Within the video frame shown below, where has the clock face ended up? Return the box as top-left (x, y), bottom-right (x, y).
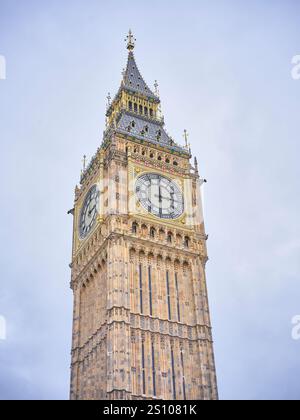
top-left (135, 173), bottom-right (184, 220)
top-left (79, 185), bottom-right (100, 239)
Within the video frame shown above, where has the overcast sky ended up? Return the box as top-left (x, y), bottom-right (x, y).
top-left (0, 0), bottom-right (300, 400)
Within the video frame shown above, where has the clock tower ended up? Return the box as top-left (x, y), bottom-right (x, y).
top-left (69, 31), bottom-right (218, 400)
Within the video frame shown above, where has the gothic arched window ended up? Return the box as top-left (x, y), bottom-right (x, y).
top-left (132, 222), bottom-right (138, 234)
top-left (184, 236), bottom-right (190, 248)
top-left (167, 232), bottom-right (173, 244)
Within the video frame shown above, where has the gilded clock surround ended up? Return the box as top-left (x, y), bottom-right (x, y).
top-left (69, 32), bottom-right (218, 401)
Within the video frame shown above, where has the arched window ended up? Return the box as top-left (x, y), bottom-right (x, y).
top-left (128, 101), bottom-right (133, 111)
top-left (134, 103), bottom-right (138, 112)
top-left (184, 236), bottom-right (190, 248)
top-left (159, 229), bottom-right (165, 241)
top-left (132, 222), bottom-right (138, 234)
top-left (167, 232), bottom-right (173, 244)
top-left (176, 234), bottom-right (182, 246)
top-left (173, 160), bottom-right (178, 166)
top-left (166, 157), bottom-right (170, 164)
top-left (150, 227), bottom-right (156, 238)
top-left (141, 224), bottom-right (148, 237)
top-left (139, 105), bottom-right (143, 114)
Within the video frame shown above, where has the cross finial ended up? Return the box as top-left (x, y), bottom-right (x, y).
top-left (82, 154), bottom-right (87, 171)
top-left (125, 29), bottom-right (136, 51)
top-left (183, 129), bottom-right (189, 148)
top-left (154, 80), bottom-right (160, 96)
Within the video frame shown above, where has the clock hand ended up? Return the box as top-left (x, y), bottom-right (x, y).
top-left (158, 184), bottom-right (163, 215)
top-left (158, 185), bottom-right (162, 202)
top-left (88, 204), bottom-right (96, 216)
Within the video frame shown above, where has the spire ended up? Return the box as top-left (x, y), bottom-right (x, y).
top-left (103, 32), bottom-right (190, 156)
top-left (121, 30), bottom-right (159, 101)
top-left (122, 50), bottom-right (158, 100)
top-left (125, 29), bottom-right (136, 51)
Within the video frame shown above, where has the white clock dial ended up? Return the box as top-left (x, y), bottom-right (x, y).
top-left (135, 173), bottom-right (184, 219)
top-left (79, 185), bottom-right (100, 239)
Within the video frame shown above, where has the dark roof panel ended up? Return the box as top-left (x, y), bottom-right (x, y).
top-left (116, 113), bottom-right (187, 154)
top-left (123, 52), bottom-right (158, 100)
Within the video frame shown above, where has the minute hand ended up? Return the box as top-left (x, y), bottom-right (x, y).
top-left (88, 204), bottom-right (96, 216)
top-left (158, 185), bottom-right (162, 215)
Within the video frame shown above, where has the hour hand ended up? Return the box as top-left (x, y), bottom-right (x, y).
top-left (88, 203), bottom-right (96, 215)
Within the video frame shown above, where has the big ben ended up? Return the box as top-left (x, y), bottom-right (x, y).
top-left (69, 31), bottom-right (218, 400)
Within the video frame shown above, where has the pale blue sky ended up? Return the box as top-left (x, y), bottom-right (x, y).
top-left (0, 0), bottom-right (300, 400)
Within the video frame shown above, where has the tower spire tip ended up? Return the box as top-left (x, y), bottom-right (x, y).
top-left (125, 29), bottom-right (136, 51)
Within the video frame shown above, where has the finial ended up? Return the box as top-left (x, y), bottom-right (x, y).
top-left (82, 154), bottom-right (87, 171)
top-left (194, 157), bottom-right (198, 173)
top-left (157, 103), bottom-right (164, 122)
top-left (121, 69), bottom-right (125, 86)
top-left (183, 129), bottom-right (189, 148)
top-left (154, 80), bottom-right (160, 96)
top-left (106, 92), bottom-right (111, 109)
top-left (125, 29), bottom-right (136, 51)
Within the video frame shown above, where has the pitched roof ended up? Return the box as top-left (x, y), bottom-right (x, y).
top-left (103, 35), bottom-right (189, 155)
top-left (122, 52), bottom-right (159, 101)
top-left (115, 112), bottom-right (188, 154)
